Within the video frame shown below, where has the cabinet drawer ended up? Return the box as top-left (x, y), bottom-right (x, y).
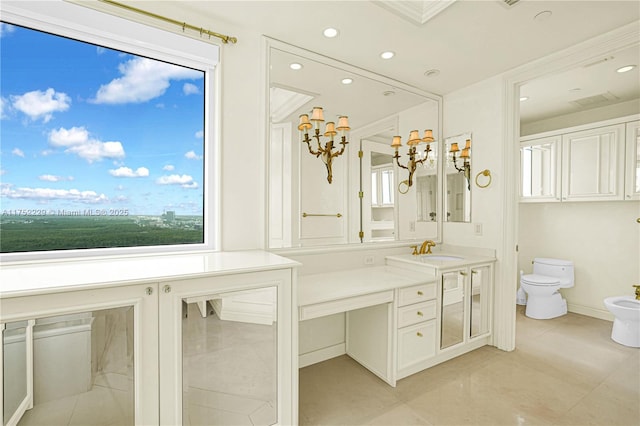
top-left (397, 300), bottom-right (436, 328)
top-left (397, 283), bottom-right (436, 306)
top-left (397, 320), bottom-right (436, 371)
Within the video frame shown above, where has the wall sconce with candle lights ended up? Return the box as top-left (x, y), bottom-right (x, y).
top-left (298, 107), bottom-right (350, 184)
top-left (391, 129), bottom-right (435, 193)
top-left (450, 138), bottom-right (472, 190)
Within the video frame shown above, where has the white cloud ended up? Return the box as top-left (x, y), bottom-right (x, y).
top-left (48, 126), bottom-right (125, 163)
top-left (195, 130), bottom-right (204, 139)
top-left (0, 23), bottom-right (16, 37)
top-left (38, 174), bottom-right (72, 182)
top-left (1, 185), bottom-right (109, 204)
top-left (0, 97), bottom-right (7, 119)
top-left (109, 166), bottom-right (150, 178)
top-left (92, 57), bottom-right (202, 104)
top-left (11, 88), bottom-right (71, 122)
top-left (163, 165), bottom-right (175, 171)
top-left (156, 174), bottom-right (199, 189)
top-left (11, 148), bottom-right (25, 157)
top-left (183, 83), bottom-right (200, 95)
top-left (185, 150), bottom-right (203, 160)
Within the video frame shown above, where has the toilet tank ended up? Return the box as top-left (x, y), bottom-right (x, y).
top-left (533, 258), bottom-right (574, 287)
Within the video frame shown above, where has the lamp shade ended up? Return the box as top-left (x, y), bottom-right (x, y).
top-left (450, 142), bottom-right (460, 153)
top-left (464, 139), bottom-right (472, 150)
top-left (461, 147), bottom-right (470, 158)
top-left (310, 106), bottom-right (325, 122)
top-left (422, 129), bottom-right (434, 143)
top-left (408, 130), bottom-right (421, 146)
top-left (324, 121), bottom-right (337, 136)
top-left (391, 136), bottom-right (402, 148)
top-left (336, 115), bottom-right (350, 131)
top-left (298, 114), bottom-right (312, 131)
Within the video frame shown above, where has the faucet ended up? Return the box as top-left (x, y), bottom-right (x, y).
top-left (634, 285), bottom-right (640, 300)
top-left (419, 240), bottom-right (436, 255)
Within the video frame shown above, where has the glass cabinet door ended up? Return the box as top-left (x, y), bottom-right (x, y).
top-left (1, 283), bottom-right (159, 426)
top-left (520, 136), bottom-right (561, 202)
top-left (2, 308), bottom-right (136, 426)
top-left (159, 269), bottom-right (293, 426)
top-left (181, 288), bottom-right (278, 426)
top-left (625, 120), bottom-right (640, 200)
top-left (440, 270), bottom-right (465, 349)
top-left (469, 265), bottom-right (492, 339)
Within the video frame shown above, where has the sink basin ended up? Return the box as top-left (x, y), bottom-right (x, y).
top-left (421, 255), bottom-right (463, 261)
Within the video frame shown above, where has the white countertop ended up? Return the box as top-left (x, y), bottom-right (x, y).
top-left (385, 252), bottom-right (496, 271)
top-left (298, 266), bottom-right (435, 307)
top-left (0, 251), bottom-right (299, 298)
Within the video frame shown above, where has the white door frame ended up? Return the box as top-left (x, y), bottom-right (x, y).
top-left (497, 21), bottom-right (640, 351)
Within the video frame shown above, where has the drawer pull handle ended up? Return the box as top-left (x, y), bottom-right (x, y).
top-left (417, 311), bottom-right (423, 316)
top-left (416, 332), bottom-right (423, 337)
top-left (417, 291), bottom-right (423, 296)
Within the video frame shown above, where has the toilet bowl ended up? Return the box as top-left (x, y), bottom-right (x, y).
top-left (604, 296), bottom-right (640, 348)
top-left (520, 258), bottom-right (574, 319)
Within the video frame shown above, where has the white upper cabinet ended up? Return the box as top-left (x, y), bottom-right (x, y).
top-left (625, 120), bottom-right (640, 200)
top-left (520, 135), bottom-right (561, 202)
top-left (520, 116), bottom-right (639, 203)
top-left (561, 124), bottom-right (625, 201)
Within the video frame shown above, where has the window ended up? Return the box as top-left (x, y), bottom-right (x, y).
top-left (0, 2), bottom-right (219, 259)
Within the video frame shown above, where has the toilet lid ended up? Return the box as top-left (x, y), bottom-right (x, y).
top-left (522, 274), bottom-right (560, 286)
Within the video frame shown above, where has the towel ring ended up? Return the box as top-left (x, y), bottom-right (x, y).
top-left (398, 180), bottom-right (410, 194)
top-left (475, 169), bottom-right (492, 188)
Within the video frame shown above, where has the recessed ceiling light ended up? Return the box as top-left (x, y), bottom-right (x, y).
top-left (424, 69), bottom-right (440, 78)
top-left (289, 63), bottom-right (303, 70)
top-left (520, 96), bottom-right (529, 102)
top-left (534, 10), bottom-right (552, 22)
top-left (380, 51), bottom-right (395, 60)
top-left (323, 27), bottom-right (339, 38)
top-left (616, 65), bottom-right (636, 73)
top-left (341, 78), bottom-right (353, 85)
top-left (383, 90), bottom-right (396, 97)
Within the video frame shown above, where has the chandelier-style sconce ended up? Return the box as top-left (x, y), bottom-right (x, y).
top-left (391, 129), bottom-right (435, 191)
top-left (298, 107), bottom-right (350, 184)
top-left (450, 138), bottom-right (472, 189)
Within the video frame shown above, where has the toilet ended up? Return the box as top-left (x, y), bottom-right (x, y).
top-left (520, 258), bottom-right (574, 319)
top-left (604, 296), bottom-right (640, 347)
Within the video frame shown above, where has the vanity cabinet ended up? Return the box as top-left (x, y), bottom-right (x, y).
top-left (0, 252), bottom-right (298, 426)
top-left (385, 253), bottom-right (494, 379)
top-left (520, 115), bottom-right (638, 203)
top-left (395, 283), bottom-right (437, 379)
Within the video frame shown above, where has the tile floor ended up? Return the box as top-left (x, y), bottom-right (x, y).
top-left (299, 306), bottom-right (640, 425)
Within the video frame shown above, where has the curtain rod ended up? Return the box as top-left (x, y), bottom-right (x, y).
top-left (98, 0), bottom-right (237, 44)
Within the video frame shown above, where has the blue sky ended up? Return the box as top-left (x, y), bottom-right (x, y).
top-left (0, 22), bottom-right (205, 216)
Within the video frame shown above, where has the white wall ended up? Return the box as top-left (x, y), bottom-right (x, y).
top-left (518, 201), bottom-right (639, 319)
top-left (442, 76), bottom-right (505, 251)
top-left (521, 99), bottom-right (640, 137)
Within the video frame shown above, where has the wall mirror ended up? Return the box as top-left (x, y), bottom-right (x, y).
top-left (444, 133), bottom-right (472, 222)
top-left (267, 40), bottom-right (442, 248)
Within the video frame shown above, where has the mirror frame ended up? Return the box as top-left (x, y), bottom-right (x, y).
top-left (263, 37), bottom-right (444, 251)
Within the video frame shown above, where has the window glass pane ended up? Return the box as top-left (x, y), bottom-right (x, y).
top-left (0, 22), bottom-right (206, 254)
top-left (381, 169), bottom-right (393, 205)
top-left (371, 172), bottom-right (378, 205)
